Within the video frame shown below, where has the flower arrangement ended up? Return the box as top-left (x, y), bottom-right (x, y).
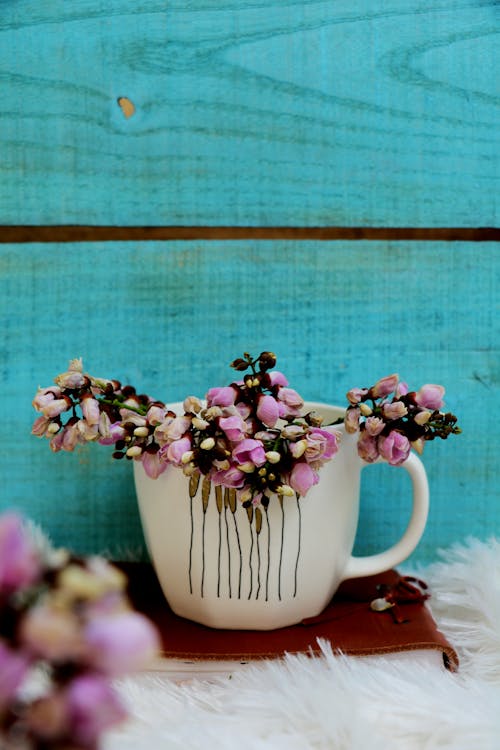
top-left (0, 512), bottom-right (159, 749)
top-left (32, 352), bottom-right (460, 507)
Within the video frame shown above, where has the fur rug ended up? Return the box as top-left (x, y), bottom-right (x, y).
top-left (105, 538), bottom-right (500, 750)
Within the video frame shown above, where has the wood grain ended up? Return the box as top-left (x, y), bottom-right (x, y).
top-left (1, 0), bottom-right (498, 227)
top-left (1, 240), bottom-right (498, 560)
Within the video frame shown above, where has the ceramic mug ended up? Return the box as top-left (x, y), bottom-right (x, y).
top-left (134, 402), bottom-right (429, 630)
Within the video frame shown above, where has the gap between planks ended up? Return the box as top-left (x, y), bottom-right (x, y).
top-left (0, 226), bottom-right (498, 243)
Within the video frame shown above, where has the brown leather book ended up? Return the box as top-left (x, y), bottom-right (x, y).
top-left (120, 563), bottom-right (458, 673)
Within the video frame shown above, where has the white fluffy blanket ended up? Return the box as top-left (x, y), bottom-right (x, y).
top-left (107, 539), bottom-right (500, 750)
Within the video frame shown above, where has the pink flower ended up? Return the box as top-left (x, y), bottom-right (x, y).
top-left (49, 430), bottom-right (65, 452)
top-left (77, 419), bottom-right (99, 441)
top-left (219, 414), bottom-right (248, 442)
top-left (32, 386), bottom-right (62, 411)
top-left (0, 514), bottom-right (40, 594)
top-left (65, 674), bottom-right (127, 745)
top-left (98, 420), bottom-right (126, 446)
top-left (81, 395), bottom-right (100, 426)
top-left (268, 371), bottom-right (289, 387)
top-left (289, 462), bottom-right (319, 496)
top-left (395, 381), bottom-right (409, 398)
top-left (371, 374), bottom-right (399, 398)
top-left (31, 415), bottom-right (53, 437)
top-left (281, 424), bottom-right (305, 440)
top-left (364, 416), bottom-right (385, 436)
top-left (206, 386), bottom-right (237, 407)
top-left (141, 451), bottom-right (168, 479)
top-left (155, 416), bottom-right (191, 443)
top-left (303, 428), bottom-right (339, 465)
top-left (61, 422), bottom-right (82, 451)
top-left (146, 404), bottom-right (168, 425)
top-left (382, 401), bottom-right (408, 420)
top-left (344, 408), bottom-right (360, 433)
top-left (357, 432), bottom-right (380, 463)
top-left (42, 396), bottom-right (72, 419)
top-left (183, 396), bottom-right (203, 413)
top-left (256, 394), bottom-right (280, 427)
top-left (232, 439), bottom-right (266, 467)
top-left (20, 605), bottom-right (84, 662)
top-left (415, 384), bottom-right (445, 410)
top-left (118, 408), bottom-right (147, 428)
top-left (164, 436), bottom-right (192, 466)
top-left (0, 641), bottom-right (30, 707)
top-left (54, 358), bottom-right (87, 389)
top-left (346, 387), bottom-right (368, 405)
top-left (235, 402), bottom-right (252, 420)
top-left (84, 612), bottom-right (159, 676)
top-left (25, 693), bottom-right (68, 741)
top-left (210, 465), bottom-right (245, 488)
top-left (277, 388), bottom-right (304, 416)
top-left (378, 431), bottom-right (411, 466)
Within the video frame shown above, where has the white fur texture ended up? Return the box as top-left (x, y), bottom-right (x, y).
top-left (106, 538), bottom-right (500, 750)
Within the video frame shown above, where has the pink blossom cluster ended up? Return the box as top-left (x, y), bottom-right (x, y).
top-left (345, 374), bottom-right (460, 466)
top-left (32, 354), bottom-right (460, 501)
top-left (0, 512), bottom-right (159, 749)
top-left (32, 353), bottom-right (340, 505)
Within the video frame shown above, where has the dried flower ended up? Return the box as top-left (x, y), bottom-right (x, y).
top-left (346, 373), bottom-right (460, 465)
top-left (0, 512), bottom-right (160, 749)
top-left (0, 513), bottom-right (41, 594)
top-left (32, 354), bottom-right (460, 507)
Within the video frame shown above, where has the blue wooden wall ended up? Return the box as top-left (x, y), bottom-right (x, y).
top-left (1, 1), bottom-right (498, 563)
top-left (1, 0), bottom-right (498, 226)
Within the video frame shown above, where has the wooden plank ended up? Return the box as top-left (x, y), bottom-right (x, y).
top-left (0, 1), bottom-right (498, 227)
top-left (1, 241), bottom-right (498, 562)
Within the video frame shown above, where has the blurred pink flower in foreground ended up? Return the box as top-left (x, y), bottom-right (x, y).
top-left (0, 513), bottom-right (40, 594)
top-left (0, 512), bottom-right (160, 749)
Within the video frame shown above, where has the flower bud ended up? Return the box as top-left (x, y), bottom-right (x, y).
top-left (414, 410), bottom-right (432, 425)
top-left (371, 374), bottom-right (399, 398)
top-left (258, 352), bottom-right (277, 371)
top-left (126, 446), bottom-right (142, 457)
top-left (277, 485), bottom-right (295, 497)
top-left (344, 408), bottom-right (360, 434)
top-left (181, 450), bottom-right (194, 464)
top-left (231, 357), bottom-right (250, 371)
top-left (183, 396), bottom-right (203, 413)
top-left (200, 437), bottom-right (215, 450)
top-left (359, 403), bottom-right (372, 416)
top-left (265, 451), bottom-right (281, 464)
top-left (192, 417), bottom-right (209, 430)
top-left (415, 384), bottom-right (445, 410)
top-left (133, 426), bottom-right (149, 437)
top-left (290, 439), bottom-right (307, 458)
top-left (411, 438), bottom-right (425, 454)
top-left (382, 401), bottom-right (408, 420)
top-left (346, 388), bottom-right (368, 405)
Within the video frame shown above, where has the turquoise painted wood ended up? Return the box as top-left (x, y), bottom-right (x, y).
top-left (1, 241), bottom-right (498, 562)
top-left (0, 0), bottom-right (498, 227)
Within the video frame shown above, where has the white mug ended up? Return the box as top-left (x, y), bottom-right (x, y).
top-left (134, 402), bottom-right (429, 630)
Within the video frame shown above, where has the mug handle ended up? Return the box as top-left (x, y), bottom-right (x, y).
top-left (342, 452), bottom-right (429, 580)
